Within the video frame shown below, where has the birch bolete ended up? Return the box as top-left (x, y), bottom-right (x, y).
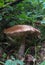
top-left (3, 25), bottom-right (40, 57)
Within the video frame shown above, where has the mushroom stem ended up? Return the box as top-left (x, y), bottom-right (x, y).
top-left (18, 42), bottom-right (25, 56)
top-left (18, 37), bottom-right (25, 56)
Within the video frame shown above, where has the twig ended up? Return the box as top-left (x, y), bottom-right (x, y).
top-left (7, 36), bottom-right (15, 43)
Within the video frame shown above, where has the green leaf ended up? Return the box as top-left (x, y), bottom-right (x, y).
top-left (0, 2), bottom-right (4, 7)
top-left (0, 61), bottom-right (4, 65)
top-left (9, 21), bottom-right (16, 26)
top-left (41, 20), bottom-right (45, 24)
top-left (16, 60), bottom-right (24, 65)
top-left (0, 15), bottom-right (2, 21)
top-left (19, 13), bottom-right (28, 20)
top-left (41, 17), bottom-right (45, 24)
top-left (5, 59), bottom-right (24, 65)
top-left (2, 53), bottom-right (7, 58)
top-left (39, 61), bottom-right (45, 65)
top-left (43, 2), bottom-right (45, 9)
top-left (5, 0), bottom-right (15, 2)
top-left (0, 0), bottom-right (4, 7)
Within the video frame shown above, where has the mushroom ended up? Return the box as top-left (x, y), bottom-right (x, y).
top-left (3, 25), bottom-right (40, 57)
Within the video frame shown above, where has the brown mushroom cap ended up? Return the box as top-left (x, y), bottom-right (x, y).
top-left (3, 25), bottom-right (40, 36)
